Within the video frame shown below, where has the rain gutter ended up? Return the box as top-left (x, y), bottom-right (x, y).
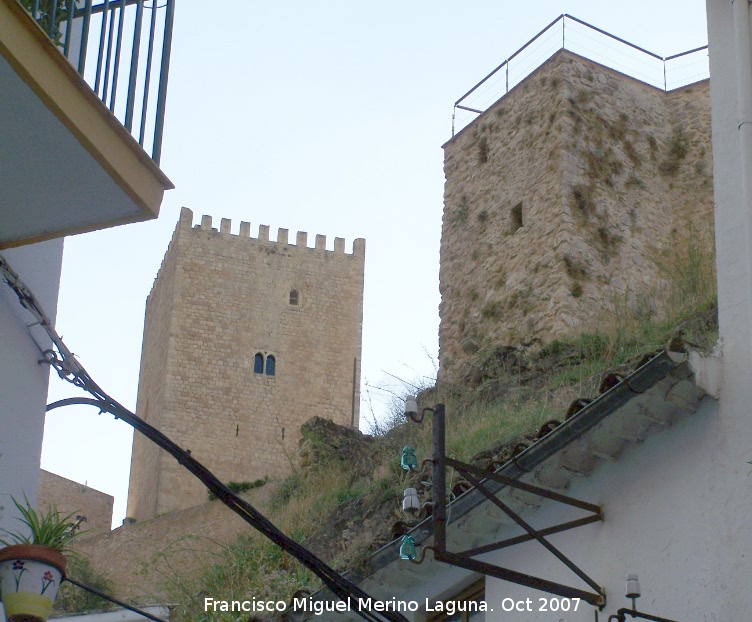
top-left (365, 351), bottom-right (679, 573)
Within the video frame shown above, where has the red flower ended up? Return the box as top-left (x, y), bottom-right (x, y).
top-left (43, 571), bottom-right (54, 581)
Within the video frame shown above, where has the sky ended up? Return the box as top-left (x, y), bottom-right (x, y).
top-left (39, 0), bottom-right (709, 527)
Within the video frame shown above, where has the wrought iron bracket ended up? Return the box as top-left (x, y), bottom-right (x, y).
top-left (608, 608), bottom-right (679, 622)
top-left (411, 403), bottom-right (606, 608)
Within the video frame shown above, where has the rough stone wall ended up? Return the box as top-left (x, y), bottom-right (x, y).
top-left (37, 470), bottom-right (113, 533)
top-left (126, 208), bottom-right (365, 521)
top-left (74, 488), bottom-right (271, 604)
top-left (126, 219), bottom-right (181, 521)
top-left (439, 50), bottom-right (713, 381)
top-left (76, 417), bottom-right (371, 604)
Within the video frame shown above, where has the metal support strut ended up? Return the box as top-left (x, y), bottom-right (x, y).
top-left (408, 403), bottom-right (606, 608)
top-left (608, 609), bottom-right (678, 622)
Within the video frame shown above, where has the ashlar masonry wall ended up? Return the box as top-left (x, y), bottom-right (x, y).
top-left (37, 470), bottom-right (113, 533)
top-left (127, 208), bottom-right (365, 520)
top-left (439, 50), bottom-right (713, 382)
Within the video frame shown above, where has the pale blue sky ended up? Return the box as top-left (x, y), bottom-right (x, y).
top-left (41, 0), bottom-right (709, 526)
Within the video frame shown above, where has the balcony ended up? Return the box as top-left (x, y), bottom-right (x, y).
top-left (0, 0), bottom-right (175, 249)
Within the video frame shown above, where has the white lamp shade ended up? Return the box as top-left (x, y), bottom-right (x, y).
top-left (626, 574), bottom-right (641, 598)
top-left (403, 488), bottom-right (420, 512)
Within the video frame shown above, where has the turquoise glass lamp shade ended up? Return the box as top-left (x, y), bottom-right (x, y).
top-left (399, 535), bottom-right (417, 560)
top-left (401, 446), bottom-right (418, 471)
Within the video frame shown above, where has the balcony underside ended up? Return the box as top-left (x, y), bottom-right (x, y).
top-left (0, 0), bottom-right (173, 249)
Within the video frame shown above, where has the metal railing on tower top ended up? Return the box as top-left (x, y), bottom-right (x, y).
top-left (19, 0), bottom-right (175, 165)
top-left (452, 14), bottom-right (709, 137)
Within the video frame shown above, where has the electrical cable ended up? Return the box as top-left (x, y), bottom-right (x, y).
top-left (1, 252), bottom-right (408, 622)
top-left (64, 577), bottom-right (167, 622)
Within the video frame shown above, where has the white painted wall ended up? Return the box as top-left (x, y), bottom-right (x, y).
top-left (50, 605), bottom-right (170, 622)
top-left (480, 397), bottom-right (736, 620)
top-left (0, 240), bottom-right (64, 531)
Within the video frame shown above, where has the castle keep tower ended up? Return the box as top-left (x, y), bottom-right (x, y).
top-left (440, 50), bottom-right (713, 382)
top-left (127, 208), bottom-right (365, 520)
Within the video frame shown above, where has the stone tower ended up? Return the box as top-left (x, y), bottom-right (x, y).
top-left (126, 208), bottom-right (365, 520)
top-left (439, 50), bottom-right (713, 382)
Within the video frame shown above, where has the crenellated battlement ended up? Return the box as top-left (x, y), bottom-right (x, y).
top-left (178, 207), bottom-right (365, 257)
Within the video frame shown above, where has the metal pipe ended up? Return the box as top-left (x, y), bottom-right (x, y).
top-left (63, 0), bottom-right (75, 57)
top-left (49, 0), bottom-right (57, 38)
top-left (663, 60), bottom-right (667, 91)
top-left (459, 468), bottom-right (604, 596)
top-left (94, 0), bottom-right (110, 95)
top-left (455, 104), bottom-right (483, 114)
top-left (77, 0), bottom-right (92, 74)
top-left (562, 14), bottom-right (565, 49)
top-left (447, 457), bottom-right (601, 512)
top-left (507, 14), bottom-right (564, 63)
top-left (452, 11), bottom-right (669, 127)
top-left (432, 403), bottom-right (446, 551)
top-left (614, 608), bottom-right (678, 622)
top-left (138, 0), bottom-right (158, 145)
top-left (152, 0), bottom-right (175, 164)
top-left (351, 357), bottom-right (357, 427)
top-left (109, 1), bottom-right (126, 110)
top-left (563, 14), bottom-right (663, 60)
top-left (454, 14), bottom-right (563, 107)
top-left (101, 8), bottom-right (116, 103)
top-left (665, 44), bottom-right (708, 61)
top-left (732, 0), bottom-right (752, 357)
top-left (454, 508), bottom-right (602, 557)
top-left (436, 550), bottom-right (604, 606)
top-left (124, 0), bottom-right (144, 130)
top-left (89, 0), bottom-right (138, 14)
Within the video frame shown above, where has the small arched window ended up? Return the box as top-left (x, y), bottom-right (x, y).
top-left (254, 353), bottom-right (264, 374)
top-left (289, 289), bottom-right (299, 305)
top-left (265, 355), bottom-right (276, 377)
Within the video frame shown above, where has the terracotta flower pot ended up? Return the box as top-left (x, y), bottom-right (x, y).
top-left (0, 544), bottom-right (67, 622)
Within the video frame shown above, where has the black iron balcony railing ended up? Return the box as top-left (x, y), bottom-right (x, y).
top-left (21, 0), bottom-right (174, 165)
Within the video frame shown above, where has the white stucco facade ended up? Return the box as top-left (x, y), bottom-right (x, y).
top-left (0, 240), bottom-right (63, 532)
top-left (50, 606), bottom-right (170, 622)
top-left (476, 396), bottom-right (733, 620)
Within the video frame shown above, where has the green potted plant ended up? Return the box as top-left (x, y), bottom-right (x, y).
top-left (0, 498), bottom-right (80, 622)
top-left (19, 0), bottom-right (71, 45)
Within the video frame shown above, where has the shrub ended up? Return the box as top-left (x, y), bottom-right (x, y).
top-left (207, 478), bottom-right (268, 501)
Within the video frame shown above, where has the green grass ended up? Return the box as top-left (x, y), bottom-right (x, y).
top-left (53, 556), bottom-right (116, 615)
top-left (160, 219), bottom-right (718, 617)
top-left (163, 295), bottom-right (718, 617)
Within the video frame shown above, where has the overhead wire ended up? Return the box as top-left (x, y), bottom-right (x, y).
top-left (64, 577), bottom-right (167, 622)
top-left (0, 252), bottom-right (408, 622)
